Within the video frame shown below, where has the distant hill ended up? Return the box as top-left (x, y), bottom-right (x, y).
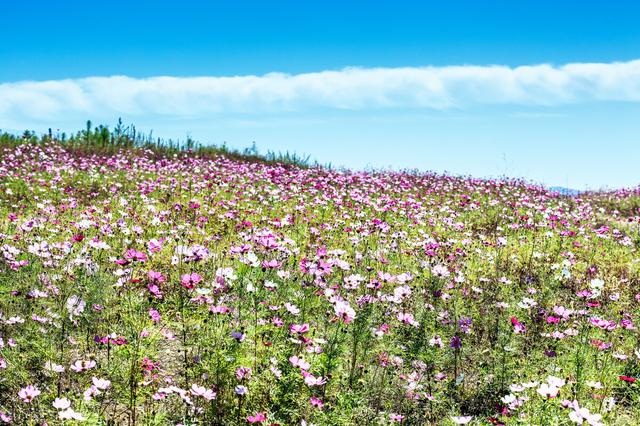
top-left (549, 186), bottom-right (582, 196)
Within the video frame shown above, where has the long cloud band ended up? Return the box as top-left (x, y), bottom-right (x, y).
top-left (1, 60), bottom-right (640, 120)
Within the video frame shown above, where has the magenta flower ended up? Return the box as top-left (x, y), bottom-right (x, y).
top-left (147, 283), bottom-right (164, 298)
top-left (450, 336), bottom-right (462, 349)
top-left (181, 272), bottom-right (202, 289)
top-left (149, 308), bottom-right (161, 322)
top-left (247, 412), bottom-right (267, 423)
top-left (148, 270), bottom-right (166, 283)
top-left (124, 249), bottom-right (147, 262)
top-left (310, 396), bottom-right (324, 409)
top-left (511, 316), bottom-right (526, 334)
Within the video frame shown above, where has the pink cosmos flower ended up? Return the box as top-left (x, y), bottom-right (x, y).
top-left (620, 319), bottom-right (635, 330)
top-left (590, 339), bottom-right (612, 350)
top-left (147, 239), bottom-right (163, 253)
top-left (70, 359), bottom-right (97, 373)
top-left (18, 385), bottom-right (41, 403)
top-left (289, 355), bottom-right (311, 371)
top-left (590, 318), bottom-right (617, 331)
top-left (261, 259), bottom-right (281, 269)
top-left (303, 373), bottom-right (327, 387)
top-left (210, 305), bottom-right (230, 314)
top-left (568, 401), bottom-right (603, 425)
top-left (576, 290), bottom-right (592, 298)
top-left (92, 377), bottom-right (111, 390)
top-left (236, 366), bottom-right (252, 380)
top-left (152, 392), bottom-right (167, 401)
top-left (289, 323), bottom-right (310, 334)
top-left (190, 384), bottom-right (217, 400)
top-left (141, 357), bottom-right (158, 371)
top-left (84, 385), bottom-right (100, 401)
top-left (397, 312), bottom-right (419, 327)
top-left (334, 300), bottom-right (356, 324)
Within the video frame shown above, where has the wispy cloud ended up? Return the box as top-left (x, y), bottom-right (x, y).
top-left (1, 60), bottom-right (640, 124)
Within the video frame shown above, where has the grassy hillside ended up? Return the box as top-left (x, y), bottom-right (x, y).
top-left (0, 127), bottom-right (639, 425)
top-left (0, 120), bottom-right (317, 168)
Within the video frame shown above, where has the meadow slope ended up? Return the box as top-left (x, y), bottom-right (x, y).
top-left (1, 138), bottom-right (640, 425)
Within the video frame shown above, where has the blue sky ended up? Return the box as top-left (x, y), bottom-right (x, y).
top-left (2, 1), bottom-right (640, 189)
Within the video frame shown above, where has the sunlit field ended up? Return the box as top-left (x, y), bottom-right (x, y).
top-left (1, 128), bottom-right (640, 425)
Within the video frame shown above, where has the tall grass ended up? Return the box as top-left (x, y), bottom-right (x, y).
top-left (0, 119), bottom-right (319, 168)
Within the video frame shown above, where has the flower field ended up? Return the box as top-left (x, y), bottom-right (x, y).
top-left (1, 134), bottom-right (640, 425)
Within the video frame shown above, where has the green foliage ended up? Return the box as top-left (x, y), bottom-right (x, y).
top-left (1, 119), bottom-right (320, 168)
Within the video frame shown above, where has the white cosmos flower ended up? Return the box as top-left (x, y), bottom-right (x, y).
top-left (451, 416), bottom-right (473, 424)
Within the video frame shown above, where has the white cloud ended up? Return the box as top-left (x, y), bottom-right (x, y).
top-left (1, 60), bottom-right (640, 124)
